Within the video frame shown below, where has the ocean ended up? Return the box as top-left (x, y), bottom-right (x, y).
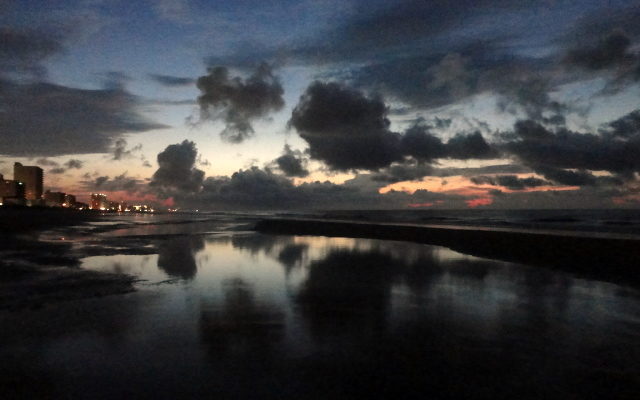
top-left (43, 208), bottom-right (640, 239)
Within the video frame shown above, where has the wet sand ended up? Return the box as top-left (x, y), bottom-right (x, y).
top-left (0, 209), bottom-right (134, 310)
top-left (255, 218), bottom-right (640, 287)
top-left (1, 214), bottom-right (640, 399)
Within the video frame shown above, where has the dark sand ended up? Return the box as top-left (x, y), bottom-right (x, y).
top-left (0, 208), bottom-right (135, 310)
top-left (255, 218), bottom-right (640, 287)
top-left (0, 206), bottom-right (100, 233)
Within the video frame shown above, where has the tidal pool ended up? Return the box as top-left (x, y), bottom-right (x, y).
top-left (1, 232), bottom-right (639, 399)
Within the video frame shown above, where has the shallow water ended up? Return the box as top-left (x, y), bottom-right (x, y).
top-left (2, 230), bottom-right (640, 399)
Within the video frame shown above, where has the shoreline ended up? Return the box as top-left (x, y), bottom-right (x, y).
top-left (255, 218), bottom-right (640, 287)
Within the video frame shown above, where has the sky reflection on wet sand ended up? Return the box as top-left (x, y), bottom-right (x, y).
top-left (2, 233), bottom-right (639, 398)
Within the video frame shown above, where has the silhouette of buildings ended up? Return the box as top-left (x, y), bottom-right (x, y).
top-left (44, 190), bottom-right (66, 207)
top-left (64, 194), bottom-right (76, 208)
top-left (14, 162), bottom-right (43, 203)
top-left (0, 173), bottom-right (26, 205)
top-left (90, 193), bottom-right (108, 210)
top-left (1, 161), bottom-right (153, 211)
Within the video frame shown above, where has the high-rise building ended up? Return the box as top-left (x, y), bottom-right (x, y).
top-left (64, 194), bottom-right (76, 208)
top-left (90, 193), bottom-right (108, 210)
top-left (44, 190), bottom-right (66, 207)
top-left (14, 162), bottom-right (43, 201)
top-left (0, 174), bottom-right (26, 205)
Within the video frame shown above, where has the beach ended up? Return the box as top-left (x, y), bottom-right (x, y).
top-left (255, 218), bottom-right (640, 287)
top-left (1, 209), bottom-right (640, 398)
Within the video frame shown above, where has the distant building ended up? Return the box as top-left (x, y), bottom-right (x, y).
top-left (90, 193), bottom-right (108, 210)
top-left (108, 201), bottom-right (119, 211)
top-left (0, 174), bottom-right (26, 205)
top-left (74, 201), bottom-right (88, 210)
top-left (14, 162), bottom-right (43, 202)
top-left (44, 190), bottom-right (66, 207)
top-left (64, 194), bottom-right (76, 208)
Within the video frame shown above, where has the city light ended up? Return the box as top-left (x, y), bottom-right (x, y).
top-left (1, 162), bottom-right (157, 213)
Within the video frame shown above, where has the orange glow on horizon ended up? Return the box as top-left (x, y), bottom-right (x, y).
top-left (466, 197), bottom-right (494, 208)
top-left (379, 175), bottom-right (580, 196)
top-left (612, 194), bottom-right (640, 205)
top-left (408, 200), bottom-right (444, 208)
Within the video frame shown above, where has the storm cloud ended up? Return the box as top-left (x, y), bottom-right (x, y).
top-left (289, 82), bottom-right (497, 172)
top-left (64, 159), bottom-right (83, 169)
top-left (0, 81), bottom-right (167, 156)
top-left (566, 32), bottom-right (636, 71)
top-left (113, 138), bottom-right (143, 161)
top-left (372, 162), bottom-right (433, 183)
top-left (289, 81), bottom-right (403, 170)
top-left (503, 117), bottom-right (640, 175)
top-left (214, 1), bottom-right (640, 124)
top-left (195, 63), bottom-right (285, 142)
top-left (81, 173), bottom-right (143, 193)
top-left (274, 145), bottom-right (309, 178)
top-left (175, 166), bottom-right (469, 210)
top-left (150, 140), bottom-right (205, 197)
top-left (0, 27), bottom-right (64, 77)
top-left (149, 73), bottom-right (195, 87)
top-left (470, 175), bottom-right (548, 190)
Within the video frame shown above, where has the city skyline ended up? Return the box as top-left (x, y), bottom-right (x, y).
top-left (0, 161), bottom-right (156, 210)
top-left (1, 1), bottom-right (640, 210)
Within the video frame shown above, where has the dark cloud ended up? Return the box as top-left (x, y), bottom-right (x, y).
top-left (340, 37), bottom-right (570, 122)
top-left (565, 32), bottom-right (636, 71)
top-left (400, 123), bottom-right (499, 161)
top-left (213, 1), bottom-right (635, 123)
top-left (145, 139), bottom-right (468, 210)
top-left (195, 63), bottom-right (285, 142)
top-left (112, 138), bottom-right (142, 160)
top-left (0, 81), bottom-right (167, 156)
top-left (602, 109), bottom-right (640, 139)
top-left (446, 131), bottom-right (498, 159)
top-left (561, 5), bottom-right (640, 93)
top-left (503, 118), bottom-right (640, 175)
top-left (197, 154), bottom-right (211, 167)
top-left (290, 82), bottom-right (498, 172)
top-left (434, 117), bottom-right (452, 129)
top-left (35, 158), bottom-right (59, 167)
top-left (286, 1), bottom-right (530, 65)
top-left (563, 31), bottom-right (639, 93)
top-left (81, 173), bottom-right (143, 193)
top-left (329, 2), bottom-right (636, 115)
top-left (99, 71), bottom-right (132, 90)
top-left (150, 140), bottom-right (205, 197)
top-left (289, 81), bottom-right (402, 170)
top-left (0, 27), bottom-right (64, 77)
top-left (47, 158), bottom-right (83, 174)
top-left (432, 164), bottom-right (531, 177)
top-left (493, 73), bottom-right (568, 124)
top-left (371, 161), bottom-right (433, 183)
top-left (191, 167), bottom-right (304, 208)
top-left (174, 166), bottom-right (469, 210)
top-left (274, 145), bottom-right (309, 178)
top-left (149, 73), bottom-right (195, 87)
top-left (399, 124), bottom-right (447, 162)
top-left (532, 166), bottom-right (598, 187)
top-left (49, 167), bottom-right (66, 175)
top-left (533, 165), bottom-right (624, 187)
top-left (64, 159), bottom-right (83, 169)
top-left (470, 175), bottom-right (548, 190)
top-left (145, 98), bottom-right (198, 106)
top-left (95, 176), bottom-right (108, 187)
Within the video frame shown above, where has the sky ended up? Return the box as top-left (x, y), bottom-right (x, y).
top-left (1, 0), bottom-right (640, 210)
